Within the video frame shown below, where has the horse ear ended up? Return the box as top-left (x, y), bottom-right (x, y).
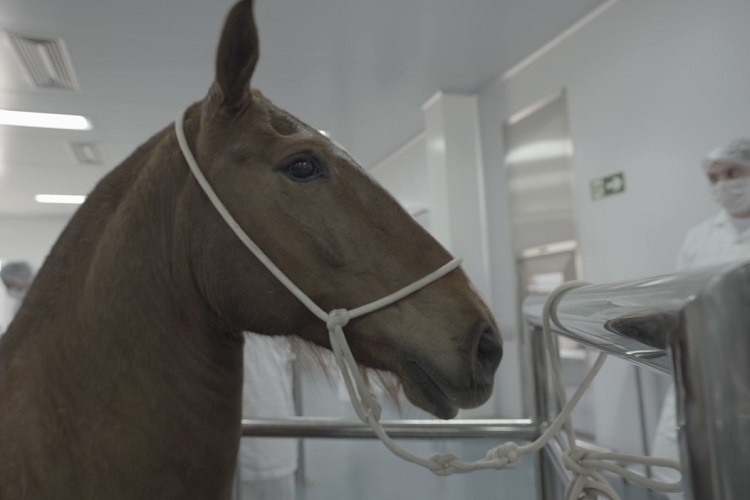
top-left (214, 0), bottom-right (259, 110)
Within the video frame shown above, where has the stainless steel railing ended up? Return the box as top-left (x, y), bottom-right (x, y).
top-left (523, 260), bottom-right (750, 500)
top-left (241, 417), bottom-right (538, 440)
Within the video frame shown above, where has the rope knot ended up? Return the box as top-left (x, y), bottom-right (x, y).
top-left (327, 308), bottom-right (351, 330)
top-left (563, 449), bottom-right (592, 476)
top-left (428, 453), bottom-right (460, 476)
top-left (485, 442), bottom-right (521, 468)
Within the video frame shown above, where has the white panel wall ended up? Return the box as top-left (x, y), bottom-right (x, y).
top-left (478, 77), bottom-right (525, 418)
top-left (422, 92), bottom-right (491, 301)
top-left (493, 0), bottom-right (750, 283)
top-left (478, 0), bottom-right (750, 452)
top-left (369, 134), bottom-right (430, 216)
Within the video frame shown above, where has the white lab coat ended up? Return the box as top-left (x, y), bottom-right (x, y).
top-left (652, 209), bottom-right (750, 497)
top-left (676, 210), bottom-right (750, 270)
top-left (238, 332), bottom-right (297, 500)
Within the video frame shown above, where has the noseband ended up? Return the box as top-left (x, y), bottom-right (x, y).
top-left (174, 110), bottom-right (461, 426)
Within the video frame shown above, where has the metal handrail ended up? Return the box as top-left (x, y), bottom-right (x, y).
top-left (523, 260), bottom-right (750, 500)
top-left (242, 417), bottom-right (539, 440)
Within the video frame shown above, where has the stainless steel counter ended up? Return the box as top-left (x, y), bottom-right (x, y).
top-left (523, 260), bottom-right (750, 499)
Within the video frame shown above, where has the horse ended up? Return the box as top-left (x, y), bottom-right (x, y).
top-left (0, 1), bottom-right (502, 498)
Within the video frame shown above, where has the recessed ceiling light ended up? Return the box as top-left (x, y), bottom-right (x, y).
top-left (0, 109), bottom-right (91, 130)
top-left (35, 194), bottom-right (86, 204)
top-left (68, 142), bottom-right (104, 165)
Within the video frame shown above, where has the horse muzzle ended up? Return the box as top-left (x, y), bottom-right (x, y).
top-left (401, 321), bottom-right (503, 419)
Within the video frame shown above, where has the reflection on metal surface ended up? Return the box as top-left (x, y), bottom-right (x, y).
top-left (524, 260), bottom-right (750, 499)
top-left (522, 263), bottom-right (736, 374)
top-left (624, 349), bottom-right (665, 360)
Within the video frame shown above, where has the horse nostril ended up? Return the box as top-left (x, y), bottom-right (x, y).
top-left (476, 327), bottom-right (503, 372)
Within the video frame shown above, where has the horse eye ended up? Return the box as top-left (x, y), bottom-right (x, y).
top-left (286, 158), bottom-right (321, 181)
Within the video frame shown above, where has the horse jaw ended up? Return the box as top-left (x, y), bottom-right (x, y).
top-left (401, 360), bottom-right (462, 419)
top-left (399, 351), bottom-right (498, 420)
top-left (336, 306), bottom-right (501, 420)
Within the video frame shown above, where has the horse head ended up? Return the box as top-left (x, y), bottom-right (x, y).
top-left (180, 0), bottom-right (502, 420)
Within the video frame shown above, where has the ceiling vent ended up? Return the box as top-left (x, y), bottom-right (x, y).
top-left (68, 142), bottom-right (104, 166)
top-left (8, 33), bottom-right (80, 90)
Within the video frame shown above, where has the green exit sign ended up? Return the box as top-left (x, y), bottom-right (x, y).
top-left (591, 172), bottom-right (626, 201)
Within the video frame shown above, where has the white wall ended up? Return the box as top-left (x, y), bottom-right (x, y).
top-left (478, 0), bottom-right (750, 452)
top-left (493, 0), bottom-right (750, 283)
top-left (422, 92), bottom-right (492, 301)
top-left (369, 134), bottom-right (430, 216)
top-left (478, 77), bottom-right (525, 418)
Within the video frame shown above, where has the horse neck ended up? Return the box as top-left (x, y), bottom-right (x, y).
top-left (3, 122), bottom-right (244, 467)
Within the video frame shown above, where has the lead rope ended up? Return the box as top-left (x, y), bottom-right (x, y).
top-left (175, 111), bottom-right (682, 498)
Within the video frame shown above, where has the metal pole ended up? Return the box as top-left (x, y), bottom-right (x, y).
top-left (522, 261), bottom-right (750, 499)
top-left (241, 417), bottom-right (539, 440)
top-left (527, 324), bottom-right (558, 500)
top-left (677, 264), bottom-right (750, 499)
top-left (291, 360), bottom-right (305, 486)
top-left (233, 466), bottom-right (242, 500)
top-left (632, 367), bottom-right (656, 500)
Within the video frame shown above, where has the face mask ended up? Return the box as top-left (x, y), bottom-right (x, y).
top-left (711, 177), bottom-right (750, 216)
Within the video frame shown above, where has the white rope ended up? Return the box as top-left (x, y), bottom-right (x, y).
top-left (175, 110), bottom-right (682, 498)
top-left (538, 282), bottom-right (684, 498)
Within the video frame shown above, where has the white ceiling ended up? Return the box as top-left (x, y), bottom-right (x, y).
top-left (0, 0), bottom-right (605, 217)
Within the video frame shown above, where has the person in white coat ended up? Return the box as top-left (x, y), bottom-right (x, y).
top-left (651, 137), bottom-right (750, 498)
top-left (676, 138), bottom-right (750, 269)
top-left (237, 332), bottom-right (298, 500)
top-left (0, 261), bottom-right (34, 334)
